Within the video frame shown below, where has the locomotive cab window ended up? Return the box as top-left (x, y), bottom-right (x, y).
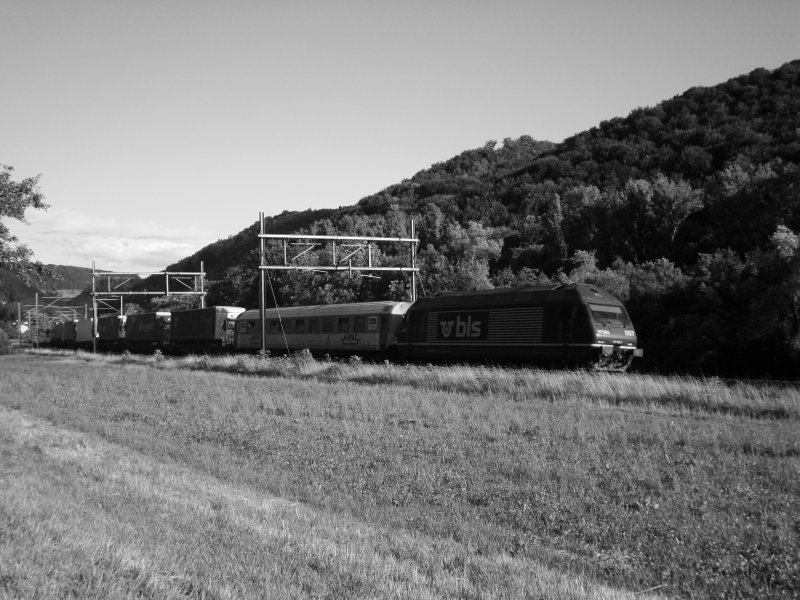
top-left (589, 304), bottom-right (630, 327)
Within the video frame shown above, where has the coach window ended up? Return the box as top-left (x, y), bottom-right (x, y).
top-left (295, 319), bottom-right (306, 334)
top-left (338, 317), bottom-right (350, 333)
top-left (308, 318), bottom-right (319, 334)
top-left (354, 316), bottom-right (367, 333)
top-left (322, 318), bottom-right (333, 333)
top-left (269, 320), bottom-right (279, 335)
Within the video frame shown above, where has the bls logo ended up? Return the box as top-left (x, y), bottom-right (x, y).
top-left (438, 313), bottom-right (487, 340)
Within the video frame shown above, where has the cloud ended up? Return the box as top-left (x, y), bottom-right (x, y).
top-left (7, 208), bottom-right (216, 272)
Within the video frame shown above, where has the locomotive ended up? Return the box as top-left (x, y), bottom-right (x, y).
top-left (44, 283), bottom-right (642, 371)
top-left (394, 283), bottom-right (641, 370)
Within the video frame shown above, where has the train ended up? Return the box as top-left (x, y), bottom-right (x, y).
top-left (44, 283), bottom-right (643, 370)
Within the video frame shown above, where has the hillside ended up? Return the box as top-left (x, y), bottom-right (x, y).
top-left (164, 59), bottom-right (799, 376)
top-left (10, 60), bottom-right (798, 375)
top-left (0, 264), bottom-right (93, 309)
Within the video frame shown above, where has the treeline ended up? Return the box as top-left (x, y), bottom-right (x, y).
top-left (179, 60), bottom-right (800, 376)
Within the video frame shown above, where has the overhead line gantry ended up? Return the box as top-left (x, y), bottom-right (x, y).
top-left (257, 212), bottom-right (420, 354)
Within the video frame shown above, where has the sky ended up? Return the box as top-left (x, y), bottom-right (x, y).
top-left (3, 0), bottom-right (799, 273)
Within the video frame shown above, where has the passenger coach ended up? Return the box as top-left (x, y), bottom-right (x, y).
top-left (235, 301), bottom-right (413, 356)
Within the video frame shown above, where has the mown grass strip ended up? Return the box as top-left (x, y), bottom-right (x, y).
top-left (1, 405), bottom-right (660, 599)
top-left (2, 352), bottom-right (799, 598)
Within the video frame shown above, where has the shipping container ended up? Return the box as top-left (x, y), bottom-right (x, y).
top-left (75, 318), bottom-right (94, 348)
top-left (124, 311), bottom-right (170, 350)
top-left (97, 314), bottom-right (126, 342)
top-left (169, 306), bottom-right (244, 348)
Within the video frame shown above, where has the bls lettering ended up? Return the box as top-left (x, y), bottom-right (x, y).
top-left (437, 312), bottom-right (488, 340)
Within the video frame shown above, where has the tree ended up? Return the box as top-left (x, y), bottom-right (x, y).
top-left (1, 165), bottom-right (48, 280)
top-left (746, 225), bottom-right (800, 371)
top-left (557, 250), bottom-right (630, 300)
top-left (420, 221), bottom-right (503, 294)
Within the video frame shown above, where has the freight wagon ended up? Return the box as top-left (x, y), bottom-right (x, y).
top-left (97, 314), bottom-right (127, 351)
top-left (124, 311), bottom-right (170, 352)
top-left (75, 318), bottom-right (95, 350)
top-left (168, 306), bottom-right (245, 352)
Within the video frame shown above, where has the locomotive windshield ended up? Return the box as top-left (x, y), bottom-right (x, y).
top-left (589, 304), bottom-right (631, 328)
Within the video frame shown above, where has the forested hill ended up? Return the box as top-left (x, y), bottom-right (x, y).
top-left (166, 59), bottom-right (799, 376)
top-left (0, 265), bottom-right (93, 305)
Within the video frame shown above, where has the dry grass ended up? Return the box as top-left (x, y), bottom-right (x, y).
top-left (1, 350), bottom-right (798, 598)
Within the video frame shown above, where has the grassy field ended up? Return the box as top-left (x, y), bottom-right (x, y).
top-left (1, 351), bottom-right (798, 599)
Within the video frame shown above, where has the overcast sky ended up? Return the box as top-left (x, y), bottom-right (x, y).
top-left (3, 0), bottom-right (798, 272)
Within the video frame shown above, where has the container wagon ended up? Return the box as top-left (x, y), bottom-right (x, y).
top-left (168, 306), bottom-right (245, 352)
top-left (124, 311), bottom-right (170, 352)
top-left (96, 314), bottom-right (127, 351)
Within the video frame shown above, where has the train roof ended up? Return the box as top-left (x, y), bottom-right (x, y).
top-left (239, 300), bottom-right (413, 320)
top-left (126, 311), bottom-right (171, 319)
top-left (410, 283), bottom-right (624, 310)
top-left (171, 306), bottom-right (245, 315)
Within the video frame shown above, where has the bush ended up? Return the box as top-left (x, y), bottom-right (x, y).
top-left (290, 348), bottom-right (314, 366)
top-left (0, 327), bottom-right (10, 355)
